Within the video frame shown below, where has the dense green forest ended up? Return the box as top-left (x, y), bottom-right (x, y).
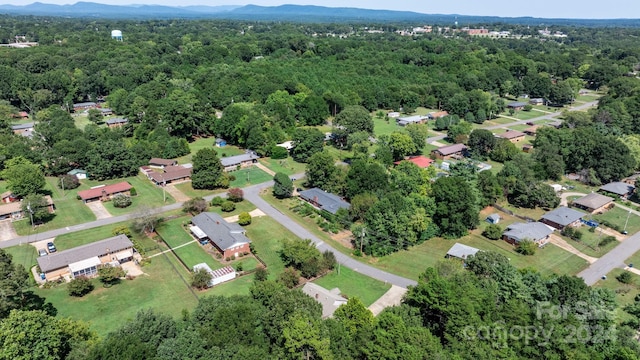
top-left (2, 16), bottom-right (640, 359)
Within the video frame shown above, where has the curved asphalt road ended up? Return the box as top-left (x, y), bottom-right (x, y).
top-left (0, 174), bottom-right (417, 288)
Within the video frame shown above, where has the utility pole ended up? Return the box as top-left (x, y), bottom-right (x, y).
top-left (360, 227), bottom-right (366, 254)
top-left (61, 176), bottom-right (65, 196)
top-left (27, 202), bottom-right (34, 228)
top-left (161, 175), bottom-right (166, 203)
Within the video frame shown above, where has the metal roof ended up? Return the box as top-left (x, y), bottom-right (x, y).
top-left (446, 243), bottom-right (480, 259)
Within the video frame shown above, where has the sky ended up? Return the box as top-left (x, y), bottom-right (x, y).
top-left (2, 0), bottom-right (640, 19)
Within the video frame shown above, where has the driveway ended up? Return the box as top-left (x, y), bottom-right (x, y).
top-left (548, 234), bottom-right (598, 264)
top-left (368, 285), bottom-right (407, 316)
top-left (0, 220), bottom-right (18, 241)
top-left (85, 201), bottom-right (112, 219)
top-left (559, 192), bottom-right (587, 206)
top-left (164, 184), bottom-right (190, 202)
top-left (578, 229), bottom-right (640, 285)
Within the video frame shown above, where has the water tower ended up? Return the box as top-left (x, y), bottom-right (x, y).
top-left (111, 30), bottom-right (123, 41)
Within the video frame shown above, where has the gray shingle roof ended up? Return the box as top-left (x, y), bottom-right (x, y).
top-left (191, 212), bottom-right (250, 251)
top-left (446, 243), bottom-right (480, 259)
top-left (600, 182), bottom-right (635, 196)
top-left (298, 188), bottom-right (350, 215)
top-left (503, 222), bottom-right (553, 243)
top-left (572, 193), bottom-right (613, 210)
top-left (540, 206), bottom-right (585, 226)
top-left (508, 101), bottom-right (527, 107)
top-left (220, 153), bottom-right (259, 167)
top-left (432, 143), bottom-right (468, 156)
top-left (11, 122), bottom-right (34, 130)
top-left (37, 235), bottom-right (133, 273)
top-left (105, 117), bottom-right (128, 125)
top-left (302, 282), bottom-right (347, 318)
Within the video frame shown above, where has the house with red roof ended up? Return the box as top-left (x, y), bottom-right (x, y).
top-left (77, 182), bottom-right (132, 203)
top-left (394, 155), bottom-right (434, 168)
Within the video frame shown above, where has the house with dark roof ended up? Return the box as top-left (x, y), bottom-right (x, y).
top-left (77, 182), bottom-right (132, 203)
top-left (507, 101), bottom-right (527, 110)
top-left (431, 144), bottom-right (468, 160)
top-left (572, 193), bottom-right (614, 214)
top-left (73, 102), bottom-right (98, 112)
top-left (446, 243), bottom-right (480, 260)
top-left (503, 222), bottom-right (553, 246)
top-left (396, 115), bottom-right (428, 126)
top-left (149, 158), bottom-right (177, 168)
top-left (600, 182), bottom-right (636, 199)
top-left (11, 122), bottom-right (34, 136)
top-left (540, 206), bottom-right (585, 230)
top-left (147, 166), bottom-right (192, 185)
top-left (302, 282), bottom-right (348, 318)
top-left (393, 155), bottom-right (434, 168)
top-left (99, 108), bottom-right (113, 116)
top-left (36, 235), bottom-right (135, 281)
top-left (190, 212), bottom-right (251, 258)
top-left (298, 188), bottom-right (350, 215)
top-left (497, 130), bottom-right (526, 143)
top-left (105, 117), bottom-right (128, 128)
top-left (220, 152), bottom-right (259, 172)
top-left (523, 125), bottom-right (539, 136)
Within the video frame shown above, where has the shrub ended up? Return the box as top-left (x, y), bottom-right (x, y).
top-left (483, 224), bottom-right (503, 240)
top-left (270, 145), bottom-right (289, 159)
top-left (221, 201), bottom-right (236, 212)
top-left (191, 268), bottom-right (212, 289)
top-left (58, 174), bottom-right (80, 190)
top-left (235, 263), bottom-right (244, 272)
top-left (321, 250), bottom-right (337, 271)
top-left (227, 188), bottom-right (244, 202)
top-left (523, 104), bottom-right (533, 111)
top-left (617, 271), bottom-right (633, 284)
top-left (112, 194), bottom-right (132, 208)
top-left (68, 276), bottom-right (94, 297)
top-left (516, 240), bottom-right (537, 256)
top-left (183, 197), bottom-right (207, 214)
top-left (254, 266), bottom-right (268, 281)
top-left (111, 225), bottom-right (132, 238)
top-left (238, 212), bottom-right (252, 225)
top-left (278, 267), bottom-right (300, 289)
top-left (210, 197), bottom-right (224, 207)
top-left (599, 236), bottom-right (617, 247)
top-left (129, 187), bottom-right (137, 196)
top-left (98, 265), bottom-right (126, 286)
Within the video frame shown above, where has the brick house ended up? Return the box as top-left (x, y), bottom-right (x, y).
top-left (190, 212), bottom-right (251, 258)
top-left (77, 182), bottom-right (132, 203)
top-left (540, 206), bottom-right (585, 230)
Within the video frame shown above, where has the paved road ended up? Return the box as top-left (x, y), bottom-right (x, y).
top-left (426, 100), bottom-right (598, 143)
top-left (243, 182), bottom-right (418, 288)
top-left (578, 230), bottom-right (640, 285)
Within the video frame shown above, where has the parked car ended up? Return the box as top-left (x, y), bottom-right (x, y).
top-left (38, 248), bottom-right (48, 257)
top-left (47, 242), bottom-right (56, 253)
top-left (526, 122), bottom-right (534, 126)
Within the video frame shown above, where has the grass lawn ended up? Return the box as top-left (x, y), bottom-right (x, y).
top-left (508, 124), bottom-right (531, 131)
top-left (176, 138), bottom-right (245, 164)
top-left (259, 157), bottom-right (306, 176)
top-left (559, 229), bottom-right (619, 258)
top-left (594, 268), bottom-right (639, 322)
top-left (229, 167), bottom-right (275, 188)
top-left (493, 116), bottom-right (518, 124)
top-left (4, 244), bottom-right (38, 272)
top-left (510, 111), bottom-right (544, 120)
top-left (14, 177), bottom-right (97, 236)
top-left (87, 175), bottom-right (176, 216)
top-left (34, 251), bottom-right (199, 336)
top-left (495, 200), bottom-right (546, 220)
top-left (209, 201), bottom-right (256, 218)
top-left (594, 207), bottom-right (640, 234)
top-left (173, 243), bottom-right (220, 270)
top-left (72, 113), bottom-right (93, 130)
top-left (199, 274), bottom-right (254, 298)
top-left (314, 266), bottom-right (391, 307)
top-left (174, 182), bottom-right (222, 198)
top-left (156, 217), bottom-right (194, 248)
top-left (373, 118), bottom-right (400, 137)
top-left (244, 216), bottom-right (290, 280)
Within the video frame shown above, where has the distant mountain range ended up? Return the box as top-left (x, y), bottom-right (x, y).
top-left (0, 2), bottom-right (638, 26)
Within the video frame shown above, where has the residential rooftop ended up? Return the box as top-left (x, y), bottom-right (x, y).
top-left (299, 188), bottom-right (350, 215)
top-left (191, 212), bottom-right (251, 251)
top-left (37, 235), bottom-right (133, 273)
top-left (540, 206), bottom-right (585, 227)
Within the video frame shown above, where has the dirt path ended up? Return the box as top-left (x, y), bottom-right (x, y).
top-left (559, 192), bottom-right (587, 206)
top-left (254, 163), bottom-right (275, 176)
top-left (85, 201), bottom-right (112, 219)
top-left (368, 285), bottom-right (407, 316)
top-left (548, 234), bottom-right (598, 264)
top-left (0, 221), bottom-right (18, 241)
top-left (164, 184), bottom-right (190, 202)
top-left (430, 140), bottom-right (447, 147)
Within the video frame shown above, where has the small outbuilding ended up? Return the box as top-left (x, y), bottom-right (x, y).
top-left (446, 243), bottom-right (480, 260)
top-left (486, 214), bottom-right (501, 224)
top-left (192, 263), bottom-right (236, 287)
top-left (67, 169), bottom-right (88, 180)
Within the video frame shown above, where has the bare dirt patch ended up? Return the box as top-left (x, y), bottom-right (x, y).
top-left (0, 220), bottom-right (18, 241)
top-left (331, 230), bottom-right (354, 250)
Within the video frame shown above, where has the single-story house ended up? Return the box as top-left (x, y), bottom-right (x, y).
top-left (522, 144), bottom-right (533, 153)
top-left (190, 212), bottom-right (251, 258)
top-left (428, 111), bottom-right (449, 119)
top-left (105, 117), bottom-right (128, 128)
top-left (0, 195), bottom-right (54, 221)
top-left (99, 108), bottom-right (113, 116)
top-left (600, 182), bottom-right (636, 199)
top-left (623, 173), bottom-right (640, 186)
top-left (149, 158), bottom-right (177, 168)
top-left (192, 263), bottom-right (236, 287)
top-left (1, 191), bottom-right (17, 204)
top-left (37, 234), bottom-right (135, 281)
top-left (498, 130), bottom-right (526, 143)
top-left (220, 152), bottom-right (259, 172)
top-left (215, 138), bottom-right (227, 147)
top-left (148, 166), bottom-right (192, 185)
top-left (507, 102), bottom-right (527, 110)
top-left (486, 214), bottom-right (501, 224)
top-left (298, 188), bottom-right (350, 215)
top-left (571, 193), bottom-right (614, 214)
top-left (77, 182), bottom-right (132, 203)
top-left (396, 115), bottom-right (428, 126)
top-left (523, 125), bottom-right (539, 136)
top-left (302, 282), bottom-right (348, 319)
top-left (393, 155), bottom-right (434, 168)
top-left (73, 102), bottom-right (98, 112)
top-left (67, 169), bottom-right (88, 180)
top-left (445, 243), bottom-right (480, 260)
top-left (11, 122), bottom-right (34, 136)
top-left (540, 206), bottom-right (585, 230)
top-left (431, 144), bottom-right (468, 160)
top-left (503, 222), bottom-right (553, 246)
top-left (530, 98), bottom-right (545, 105)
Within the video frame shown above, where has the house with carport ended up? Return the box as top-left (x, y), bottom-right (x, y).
top-left (396, 115), bottom-right (428, 126)
top-left (445, 243), bottom-right (479, 261)
top-left (37, 234), bottom-right (136, 281)
top-left (539, 206), bottom-right (585, 230)
top-left (503, 222), bottom-right (553, 246)
top-left (298, 188), bottom-right (350, 215)
top-left (571, 193), bottom-right (614, 214)
top-left (77, 182), bottom-right (132, 203)
top-left (190, 212), bottom-right (251, 258)
top-left (220, 152), bottom-right (259, 172)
